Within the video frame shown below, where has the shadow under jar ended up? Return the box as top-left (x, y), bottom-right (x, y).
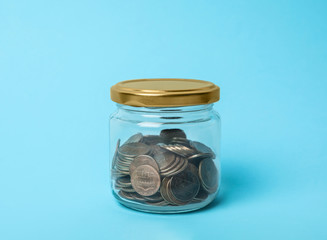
top-left (110, 78), bottom-right (221, 213)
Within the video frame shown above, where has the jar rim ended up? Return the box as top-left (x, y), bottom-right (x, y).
top-left (110, 78), bottom-right (220, 107)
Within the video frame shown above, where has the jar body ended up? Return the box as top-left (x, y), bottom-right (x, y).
top-left (109, 104), bottom-right (221, 213)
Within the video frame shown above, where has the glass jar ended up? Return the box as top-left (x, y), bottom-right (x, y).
top-left (109, 79), bottom-right (221, 213)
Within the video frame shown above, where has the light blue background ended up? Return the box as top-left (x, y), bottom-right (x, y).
top-left (1, 1), bottom-right (327, 239)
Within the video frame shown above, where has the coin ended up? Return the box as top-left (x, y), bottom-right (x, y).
top-left (152, 147), bottom-right (176, 171)
top-left (143, 192), bottom-right (164, 203)
top-left (131, 165), bottom-right (161, 196)
top-left (142, 135), bottom-right (165, 145)
top-left (115, 163), bottom-right (130, 174)
top-left (124, 133), bottom-right (143, 144)
top-left (160, 156), bottom-right (181, 175)
top-left (118, 191), bottom-right (144, 202)
top-left (111, 139), bottom-right (121, 169)
top-left (129, 155), bottom-right (159, 175)
top-left (112, 130), bottom-right (219, 207)
top-left (199, 158), bottom-right (218, 193)
top-left (159, 144), bottom-right (196, 157)
top-left (165, 178), bottom-right (184, 205)
top-left (169, 170), bottom-right (200, 204)
top-left (162, 156), bottom-right (188, 177)
top-left (118, 190), bottom-right (132, 200)
top-left (193, 188), bottom-right (209, 203)
top-left (160, 177), bottom-right (174, 204)
top-left (188, 153), bottom-right (213, 166)
top-left (190, 141), bottom-right (216, 158)
top-left (160, 128), bottom-right (187, 139)
top-left (118, 142), bottom-right (151, 157)
top-left (170, 137), bottom-right (191, 147)
top-left (111, 169), bottom-right (128, 178)
top-left (119, 186), bottom-right (136, 193)
top-left (130, 192), bottom-right (147, 202)
top-left (187, 163), bottom-right (199, 176)
top-left (115, 176), bottom-right (132, 188)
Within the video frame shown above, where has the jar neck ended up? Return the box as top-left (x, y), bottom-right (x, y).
top-left (114, 104), bottom-right (215, 124)
top-left (117, 104), bottom-right (213, 114)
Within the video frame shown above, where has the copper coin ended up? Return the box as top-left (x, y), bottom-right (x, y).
top-left (199, 158), bottom-right (218, 193)
top-left (129, 155), bottom-right (159, 175)
top-left (131, 165), bottom-right (161, 196)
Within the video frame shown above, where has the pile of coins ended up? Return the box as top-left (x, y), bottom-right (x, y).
top-left (111, 129), bottom-right (219, 206)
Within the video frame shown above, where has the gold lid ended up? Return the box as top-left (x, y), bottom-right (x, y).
top-left (110, 78), bottom-right (220, 107)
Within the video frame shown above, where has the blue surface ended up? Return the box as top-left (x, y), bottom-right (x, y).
top-left (1, 1), bottom-right (327, 239)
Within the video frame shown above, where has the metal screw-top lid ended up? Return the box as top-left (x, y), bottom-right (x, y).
top-left (110, 78), bottom-right (220, 107)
